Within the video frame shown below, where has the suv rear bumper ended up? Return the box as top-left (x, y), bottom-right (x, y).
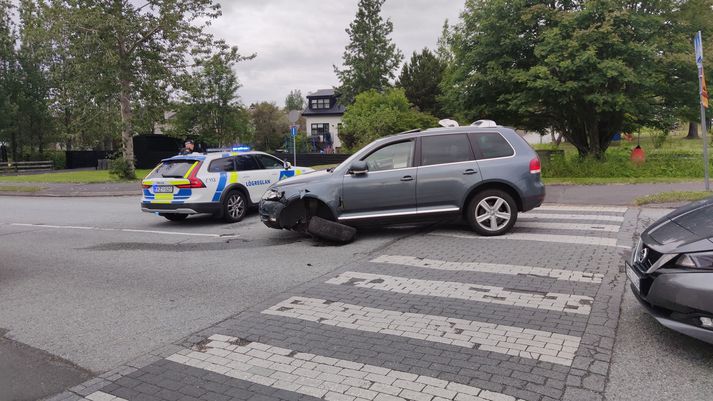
top-left (141, 202), bottom-right (221, 215)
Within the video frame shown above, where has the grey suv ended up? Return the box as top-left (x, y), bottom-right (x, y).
top-left (259, 126), bottom-right (545, 237)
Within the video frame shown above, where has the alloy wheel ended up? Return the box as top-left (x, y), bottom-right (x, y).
top-left (227, 193), bottom-right (245, 219)
top-left (474, 196), bottom-right (512, 232)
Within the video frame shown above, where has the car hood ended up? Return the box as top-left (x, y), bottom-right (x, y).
top-left (273, 169), bottom-right (333, 188)
top-left (642, 196), bottom-right (713, 254)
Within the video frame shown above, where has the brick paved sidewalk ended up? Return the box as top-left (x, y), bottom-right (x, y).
top-left (49, 204), bottom-right (637, 401)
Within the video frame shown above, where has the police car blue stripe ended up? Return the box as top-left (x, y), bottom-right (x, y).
top-left (211, 173), bottom-right (227, 202)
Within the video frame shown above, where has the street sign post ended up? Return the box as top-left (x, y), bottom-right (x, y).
top-left (287, 111), bottom-right (300, 167)
top-left (290, 126), bottom-right (298, 166)
top-left (695, 31), bottom-right (711, 191)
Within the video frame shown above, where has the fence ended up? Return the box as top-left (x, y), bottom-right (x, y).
top-left (0, 160), bottom-right (54, 174)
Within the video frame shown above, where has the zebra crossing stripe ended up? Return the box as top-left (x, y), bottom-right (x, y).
top-left (516, 221), bottom-right (621, 232)
top-left (537, 205), bottom-right (628, 213)
top-left (326, 272), bottom-right (593, 315)
top-left (431, 230), bottom-right (620, 247)
top-left (371, 255), bottom-right (603, 283)
top-left (86, 391), bottom-right (127, 401)
top-left (264, 296), bottom-right (580, 366)
top-left (519, 213), bottom-right (625, 222)
top-left (166, 335), bottom-right (527, 401)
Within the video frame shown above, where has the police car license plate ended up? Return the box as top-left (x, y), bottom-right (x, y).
top-left (625, 262), bottom-right (641, 292)
top-left (153, 185), bottom-right (174, 193)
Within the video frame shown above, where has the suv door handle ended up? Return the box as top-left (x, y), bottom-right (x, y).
top-left (463, 169), bottom-right (478, 175)
top-left (400, 175), bottom-right (414, 182)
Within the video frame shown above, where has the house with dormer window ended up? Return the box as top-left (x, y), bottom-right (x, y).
top-left (302, 89), bottom-right (345, 152)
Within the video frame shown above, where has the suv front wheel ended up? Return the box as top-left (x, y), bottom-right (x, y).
top-left (467, 189), bottom-right (517, 236)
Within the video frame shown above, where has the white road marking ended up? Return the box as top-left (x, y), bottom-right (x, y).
top-left (167, 335), bottom-right (527, 401)
top-left (519, 213), bottom-right (625, 222)
top-left (326, 272), bottom-right (593, 314)
top-left (431, 230), bottom-right (620, 247)
top-left (371, 255), bottom-right (603, 283)
top-left (3, 223), bottom-right (236, 238)
top-left (264, 297), bottom-right (580, 366)
top-left (537, 204), bottom-right (628, 213)
top-left (86, 391), bottom-right (127, 401)
top-left (516, 221), bottom-right (620, 232)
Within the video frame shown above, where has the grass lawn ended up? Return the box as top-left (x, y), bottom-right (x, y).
top-left (0, 169), bottom-right (152, 183)
top-left (0, 185), bottom-right (44, 192)
top-left (310, 164), bottom-right (339, 171)
top-left (635, 190), bottom-right (713, 205)
top-left (533, 131), bottom-right (713, 185)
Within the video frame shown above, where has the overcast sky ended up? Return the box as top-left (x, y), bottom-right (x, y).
top-left (210, 0), bottom-right (464, 106)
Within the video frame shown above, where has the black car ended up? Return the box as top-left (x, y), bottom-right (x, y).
top-left (626, 196), bottom-right (713, 344)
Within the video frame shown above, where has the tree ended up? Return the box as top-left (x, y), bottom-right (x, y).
top-left (436, 19), bottom-right (453, 65)
top-left (443, 0), bottom-right (689, 159)
top-left (284, 89), bottom-right (305, 111)
top-left (171, 52), bottom-right (252, 145)
top-left (251, 102), bottom-right (288, 151)
top-left (340, 88), bottom-right (437, 150)
top-left (334, 0), bottom-right (403, 104)
top-left (45, 0), bottom-right (245, 177)
top-left (398, 48), bottom-right (445, 116)
top-left (0, 0), bottom-right (18, 160)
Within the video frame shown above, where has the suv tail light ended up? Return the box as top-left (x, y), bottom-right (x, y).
top-left (529, 157), bottom-right (541, 174)
top-left (176, 162), bottom-right (205, 188)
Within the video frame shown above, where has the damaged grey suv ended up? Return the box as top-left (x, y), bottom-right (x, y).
top-left (259, 125), bottom-right (545, 241)
top-left (626, 196), bottom-right (713, 344)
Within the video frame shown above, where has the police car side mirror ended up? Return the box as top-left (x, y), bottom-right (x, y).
top-left (350, 161), bottom-right (368, 175)
top-left (284, 161), bottom-right (292, 170)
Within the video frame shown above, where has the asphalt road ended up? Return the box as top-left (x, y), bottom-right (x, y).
top-left (2, 196), bottom-right (713, 401)
top-left (0, 195), bottom-right (419, 399)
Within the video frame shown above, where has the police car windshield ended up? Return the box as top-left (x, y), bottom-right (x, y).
top-left (148, 160), bottom-right (195, 178)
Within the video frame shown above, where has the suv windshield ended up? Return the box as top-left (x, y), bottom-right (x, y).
top-left (148, 160), bottom-right (196, 178)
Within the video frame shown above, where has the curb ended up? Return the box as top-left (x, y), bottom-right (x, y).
top-left (0, 191), bottom-right (137, 198)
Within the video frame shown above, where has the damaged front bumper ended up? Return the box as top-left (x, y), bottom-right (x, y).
top-left (258, 199), bottom-right (286, 229)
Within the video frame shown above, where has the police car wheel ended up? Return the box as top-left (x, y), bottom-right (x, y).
top-left (161, 213), bottom-right (188, 221)
top-left (223, 190), bottom-right (247, 223)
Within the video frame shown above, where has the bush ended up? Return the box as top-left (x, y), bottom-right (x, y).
top-left (45, 150), bottom-right (66, 169)
top-left (641, 127), bottom-right (668, 149)
top-left (109, 154), bottom-right (136, 180)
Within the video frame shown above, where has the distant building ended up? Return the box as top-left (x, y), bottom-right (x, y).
top-left (302, 89), bottom-right (345, 152)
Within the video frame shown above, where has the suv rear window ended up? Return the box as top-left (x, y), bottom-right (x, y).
top-left (471, 133), bottom-right (515, 159)
top-left (148, 160), bottom-right (196, 178)
top-left (421, 134), bottom-right (473, 166)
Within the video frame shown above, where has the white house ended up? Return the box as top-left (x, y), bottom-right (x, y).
top-left (302, 89), bottom-right (345, 152)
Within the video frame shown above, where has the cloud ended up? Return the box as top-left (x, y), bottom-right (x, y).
top-left (211, 0), bottom-right (463, 105)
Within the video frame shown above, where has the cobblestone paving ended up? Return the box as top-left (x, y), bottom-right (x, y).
top-left (50, 205), bottom-right (636, 401)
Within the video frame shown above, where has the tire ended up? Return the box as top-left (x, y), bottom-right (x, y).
top-left (466, 189), bottom-right (517, 236)
top-left (306, 216), bottom-right (357, 243)
top-left (160, 213), bottom-right (188, 222)
top-left (222, 190), bottom-right (248, 223)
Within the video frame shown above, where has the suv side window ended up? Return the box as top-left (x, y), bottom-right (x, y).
top-left (235, 155), bottom-right (260, 171)
top-left (421, 134), bottom-right (474, 166)
top-left (470, 132), bottom-right (515, 159)
top-left (363, 141), bottom-right (414, 172)
top-left (255, 154), bottom-right (284, 169)
top-left (208, 157), bottom-right (235, 172)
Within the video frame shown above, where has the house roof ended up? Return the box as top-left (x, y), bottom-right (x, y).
top-left (303, 88), bottom-right (345, 116)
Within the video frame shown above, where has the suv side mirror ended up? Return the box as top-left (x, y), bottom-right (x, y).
top-left (350, 161), bottom-right (368, 175)
top-left (283, 161), bottom-right (292, 170)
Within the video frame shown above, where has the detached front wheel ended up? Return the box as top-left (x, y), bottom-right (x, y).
top-left (222, 190), bottom-right (247, 223)
top-left (467, 189), bottom-right (517, 236)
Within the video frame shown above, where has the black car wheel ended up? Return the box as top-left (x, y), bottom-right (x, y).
top-left (223, 190), bottom-right (247, 223)
top-left (467, 189), bottom-right (517, 236)
top-left (160, 213), bottom-right (188, 222)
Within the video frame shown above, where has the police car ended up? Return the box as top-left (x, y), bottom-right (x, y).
top-left (141, 149), bottom-right (314, 222)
